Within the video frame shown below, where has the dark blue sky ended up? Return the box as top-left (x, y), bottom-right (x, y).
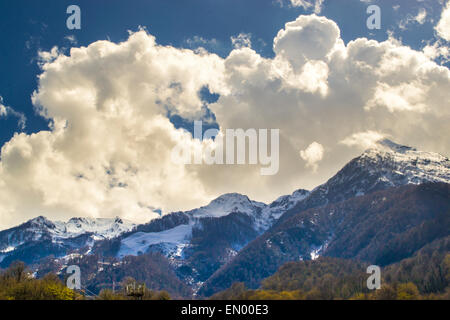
top-left (0, 0), bottom-right (446, 147)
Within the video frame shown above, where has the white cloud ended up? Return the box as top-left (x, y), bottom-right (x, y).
top-left (0, 96), bottom-right (26, 129)
top-left (0, 14), bottom-right (449, 229)
top-left (231, 33), bottom-right (252, 49)
top-left (300, 142), bottom-right (324, 172)
top-left (340, 131), bottom-right (386, 150)
top-left (415, 8), bottom-right (427, 24)
top-left (436, 0), bottom-right (450, 41)
top-left (365, 82), bottom-right (429, 113)
top-left (185, 36), bottom-right (219, 50)
top-left (64, 35), bottom-right (78, 45)
top-left (37, 46), bottom-right (61, 66)
top-left (273, 14), bottom-right (340, 71)
top-left (289, 0), bottom-right (324, 14)
top-left (423, 39), bottom-right (450, 63)
top-left (399, 8), bottom-right (428, 30)
top-left (0, 103), bottom-right (6, 117)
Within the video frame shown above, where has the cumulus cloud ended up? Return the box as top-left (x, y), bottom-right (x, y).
top-left (0, 14), bottom-right (449, 229)
top-left (436, 0), bottom-right (450, 41)
top-left (273, 14), bottom-right (340, 71)
top-left (300, 142), bottom-right (324, 172)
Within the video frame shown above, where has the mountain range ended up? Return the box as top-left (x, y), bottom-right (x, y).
top-left (0, 139), bottom-right (449, 298)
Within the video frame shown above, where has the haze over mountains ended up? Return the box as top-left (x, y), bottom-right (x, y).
top-left (0, 139), bottom-right (449, 297)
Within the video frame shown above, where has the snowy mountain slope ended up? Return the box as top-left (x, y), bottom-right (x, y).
top-left (51, 217), bottom-right (136, 240)
top-left (118, 224), bottom-right (193, 258)
top-left (110, 193), bottom-right (278, 289)
top-left (277, 139), bottom-right (450, 224)
top-left (0, 190), bottom-right (311, 267)
top-left (0, 216), bottom-right (136, 266)
top-left (257, 189), bottom-right (311, 231)
top-left (113, 196), bottom-right (260, 260)
top-left (114, 191), bottom-right (309, 262)
top-left (187, 193), bottom-right (266, 218)
top-left (359, 139), bottom-right (450, 185)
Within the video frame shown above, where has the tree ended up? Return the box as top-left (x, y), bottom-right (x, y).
top-left (396, 283), bottom-right (420, 300)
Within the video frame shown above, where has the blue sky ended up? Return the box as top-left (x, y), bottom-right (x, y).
top-left (0, 0), bottom-right (447, 147)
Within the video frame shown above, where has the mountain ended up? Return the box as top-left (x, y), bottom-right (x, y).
top-left (200, 183), bottom-right (450, 296)
top-left (91, 193), bottom-right (270, 292)
top-left (0, 216), bottom-right (135, 267)
top-left (198, 140), bottom-right (450, 296)
top-left (277, 139), bottom-right (450, 225)
top-left (0, 139), bottom-right (449, 297)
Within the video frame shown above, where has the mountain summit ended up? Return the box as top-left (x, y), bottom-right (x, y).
top-left (188, 193), bottom-right (265, 219)
top-left (366, 139), bottom-right (450, 184)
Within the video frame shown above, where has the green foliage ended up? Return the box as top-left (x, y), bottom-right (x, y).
top-left (0, 261), bottom-right (174, 301)
top-left (81, 252), bottom-right (191, 298)
top-left (261, 258), bottom-right (368, 300)
top-left (395, 282), bottom-right (420, 300)
top-left (0, 261), bottom-right (81, 300)
top-left (212, 245), bottom-right (450, 301)
top-left (97, 277), bottom-right (171, 300)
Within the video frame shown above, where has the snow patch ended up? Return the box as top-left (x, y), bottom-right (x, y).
top-left (118, 224), bottom-right (193, 258)
top-left (0, 246), bottom-right (16, 253)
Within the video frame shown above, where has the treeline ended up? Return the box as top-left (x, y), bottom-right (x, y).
top-left (0, 261), bottom-right (173, 300)
top-left (212, 239), bottom-right (450, 300)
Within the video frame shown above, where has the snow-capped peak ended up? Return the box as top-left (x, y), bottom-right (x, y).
top-left (190, 193), bottom-right (266, 218)
top-left (376, 139), bottom-right (416, 153)
top-left (359, 139), bottom-right (450, 185)
top-left (54, 216), bottom-right (136, 239)
top-left (7, 216), bottom-right (136, 241)
top-left (28, 216), bottom-right (56, 229)
top-left (296, 139), bottom-right (450, 209)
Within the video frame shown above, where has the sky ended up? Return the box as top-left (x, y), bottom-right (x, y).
top-left (0, 0), bottom-right (449, 228)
